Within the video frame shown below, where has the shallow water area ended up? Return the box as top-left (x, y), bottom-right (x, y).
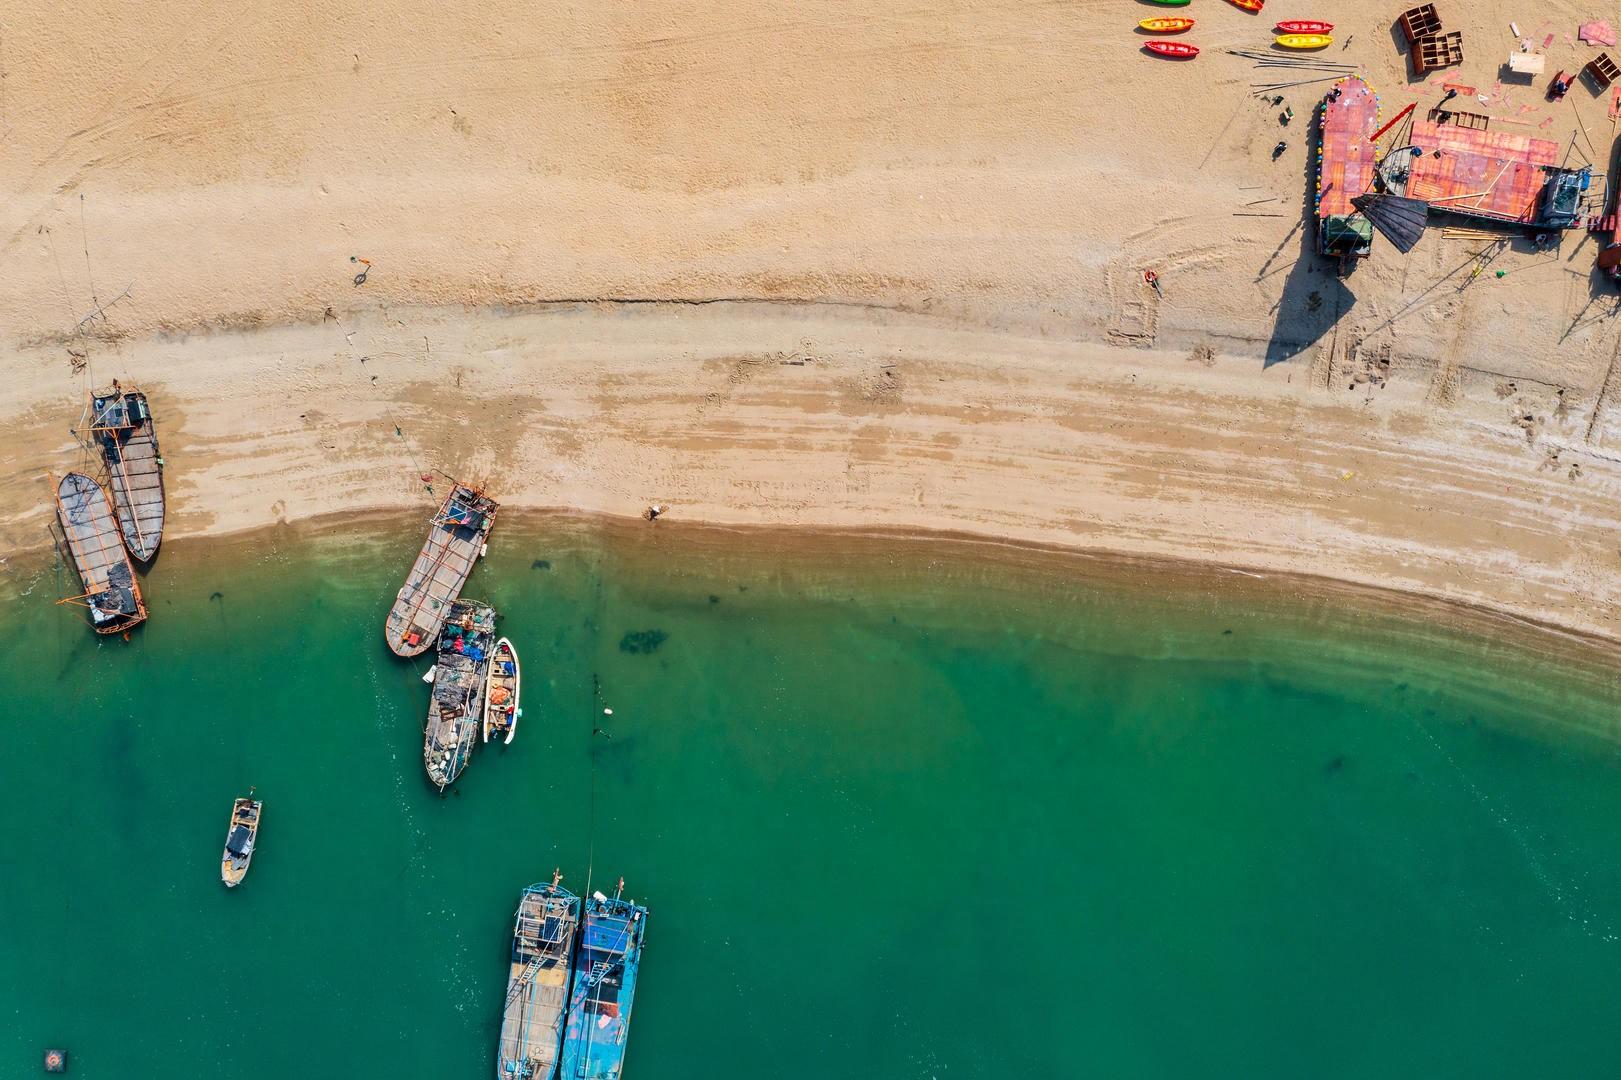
top-left (3, 514), bottom-right (1620, 1078)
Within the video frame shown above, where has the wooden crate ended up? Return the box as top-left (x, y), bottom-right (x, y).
top-left (1398, 5), bottom-right (1442, 45)
top-left (1584, 52), bottom-right (1620, 90)
top-left (1412, 32), bottom-right (1464, 76)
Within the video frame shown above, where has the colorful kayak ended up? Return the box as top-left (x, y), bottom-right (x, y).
top-left (1139, 17), bottom-right (1194, 33)
top-left (1226, 0), bottom-right (1264, 11)
top-left (1144, 40), bottom-right (1200, 59)
top-left (1276, 33), bottom-right (1332, 49)
top-left (1147, 0), bottom-right (1191, 6)
top-left (1276, 20), bottom-right (1333, 34)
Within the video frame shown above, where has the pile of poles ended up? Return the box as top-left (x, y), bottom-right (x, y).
top-left (1229, 49), bottom-right (1359, 96)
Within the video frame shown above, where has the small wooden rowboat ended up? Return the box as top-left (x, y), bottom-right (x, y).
top-left (1276, 33), bottom-right (1332, 49)
top-left (1139, 17), bottom-right (1194, 33)
top-left (1226, 0), bottom-right (1264, 12)
top-left (221, 796), bottom-right (262, 888)
top-left (482, 637), bottom-right (521, 745)
top-left (1144, 40), bottom-right (1200, 59)
top-left (1275, 20), bottom-right (1333, 34)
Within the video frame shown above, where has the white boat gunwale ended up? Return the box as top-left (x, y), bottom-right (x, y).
top-left (483, 636), bottom-right (521, 745)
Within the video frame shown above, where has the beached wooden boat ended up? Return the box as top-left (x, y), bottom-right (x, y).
top-left (86, 384), bottom-right (164, 562)
top-left (52, 472), bottom-right (147, 635)
top-left (385, 484), bottom-right (498, 657)
top-left (1276, 33), bottom-right (1332, 49)
top-left (1139, 17), bottom-right (1194, 33)
top-left (1276, 20), bottom-right (1333, 34)
top-left (1145, 41), bottom-right (1199, 59)
top-left (496, 872), bottom-right (579, 1080)
top-left (482, 637), bottom-right (521, 745)
top-left (221, 797), bottom-right (262, 888)
top-left (425, 599), bottom-right (498, 790)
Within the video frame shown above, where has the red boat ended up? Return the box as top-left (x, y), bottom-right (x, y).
top-left (1144, 40), bottom-right (1200, 59)
top-left (1227, 0), bottom-right (1264, 12)
top-left (1276, 19), bottom-right (1332, 34)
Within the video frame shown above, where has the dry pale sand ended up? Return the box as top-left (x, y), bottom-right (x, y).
top-left (2, 1), bottom-right (1620, 640)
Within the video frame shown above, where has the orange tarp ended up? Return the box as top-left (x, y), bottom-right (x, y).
top-left (1405, 120), bottom-right (1559, 221)
top-left (1316, 78), bottom-right (1379, 218)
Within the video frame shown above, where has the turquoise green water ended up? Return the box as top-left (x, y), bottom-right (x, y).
top-left (4, 517), bottom-right (1621, 1078)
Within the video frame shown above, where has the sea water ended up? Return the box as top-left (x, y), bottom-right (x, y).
top-left (2, 515), bottom-right (1619, 1078)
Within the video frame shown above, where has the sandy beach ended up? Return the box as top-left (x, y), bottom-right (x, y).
top-left (3, 0), bottom-right (1620, 640)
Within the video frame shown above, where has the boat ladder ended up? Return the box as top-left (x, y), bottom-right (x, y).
top-left (505, 955), bottom-right (547, 1008)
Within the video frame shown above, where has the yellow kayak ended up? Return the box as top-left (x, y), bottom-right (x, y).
top-left (1276, 33), bottom-right (1332, 49)
top-left (1139, 17), bottom-right (1195, 33)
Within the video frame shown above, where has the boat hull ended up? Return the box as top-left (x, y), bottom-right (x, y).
top-left (1275, 20), bottom-right (1332, 34)
top-left (1276, 33), bottom-right (1332, 49)
top-left (386, 486), bottom-right (498, 657)
top-left (484, 637), bottom-right (521, 745)
top-left (424, 600), bottom-right (498, 790)
top-left (559, 894), bottom-right (647, 1080)
top-left (221, 798), bottom-right (261, 887)
top-left (54, 472), bottom-right (147, 635)
top-left (1144, 41), bottom-right (1199, 59)
top-left (90, 389), bottom-right (165, 563)
top-left (497, 882), bottom-right (580, 1080)
top-left (1139, 17), bottom-right (1193, 33)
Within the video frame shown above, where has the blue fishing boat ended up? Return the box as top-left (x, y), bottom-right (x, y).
top-left (559, 880), bottom-right (648, 1080)
top-left (497, 872), bottom-right (580, 1080)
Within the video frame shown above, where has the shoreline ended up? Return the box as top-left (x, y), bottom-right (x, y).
top-left (17, 500), bottom-right (1621, 686)
top-left (6, 300), bottom-right (1620, 647)
top-left (141, 504), bottom-right (1621, 658)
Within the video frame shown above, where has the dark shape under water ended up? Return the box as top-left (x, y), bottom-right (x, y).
top-left (619, 629), bottom-right (667, 655)
top-left (708, 594), bottom-right (721, 604)
top-left (1324, 755), bottom-right (1347, 774)
top-left (531, 559), bottom-right (551, 571)
top-left (210, 591), bottom-right (223, 601)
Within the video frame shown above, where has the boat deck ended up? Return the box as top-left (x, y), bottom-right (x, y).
top-left (561, 896), bottom-right (647, 1080)
top-left (386, 486), bottom-right (497, 657)
top-left (1405, 120), bottom-right (1560, 222)
top-left (1316, 77), bottom-right (1380, 219)
top-left (91, 389), bottom-right (164, 562)
top-left (497, 884), bottom-right (579, 1079)
top-left (424, 600), bottom-right (497, 788)
top-left (55, 472), bottom-right (145, 633)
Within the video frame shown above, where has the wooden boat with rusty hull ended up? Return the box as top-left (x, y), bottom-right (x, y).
top-left (86, 385), bottom-right (165, 563)
top-left (386, 484), bottom-right (498, 657)
top-left (424, 598), bottom-right (498, 791)
top-left (52, 472), bottom-right (147, 635)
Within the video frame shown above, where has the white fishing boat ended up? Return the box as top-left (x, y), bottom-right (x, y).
top-left (483, 637), bottom-right (521, 745)
top-left (221, 796), bottom-right (262, 888)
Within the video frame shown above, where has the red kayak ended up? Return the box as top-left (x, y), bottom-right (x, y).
top-left (1144, 40), bottom-right (1200, 59)
top-left (1226, 0), bottom-right (1264, 12)
top-left (1276, 19), bottom-right (1333, 34)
